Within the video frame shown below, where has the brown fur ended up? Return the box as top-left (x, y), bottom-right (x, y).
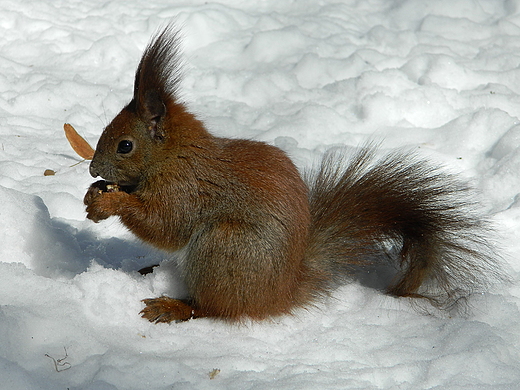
top-left (84, 26), bottom-right (505, 323)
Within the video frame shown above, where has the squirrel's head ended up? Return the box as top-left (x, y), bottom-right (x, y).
top-left (88, 107), bottom-right (161, 186)
top-left (89, 25), bottom-right (186, 187)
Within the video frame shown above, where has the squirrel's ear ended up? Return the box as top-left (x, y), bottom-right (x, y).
top-left (142, 90), bottom-right (166, 140)
top-left (130, 25), bottom-right (182, 142)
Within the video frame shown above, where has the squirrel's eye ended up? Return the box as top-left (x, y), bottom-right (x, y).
top-left (117, 140), bottom-right (133, 154)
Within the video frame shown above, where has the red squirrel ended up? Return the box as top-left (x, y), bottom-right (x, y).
top-left (84, 25), bottom-right (503, 323)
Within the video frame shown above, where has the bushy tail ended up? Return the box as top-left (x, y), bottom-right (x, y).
top-left (304, 146), bottom-right (505, 311)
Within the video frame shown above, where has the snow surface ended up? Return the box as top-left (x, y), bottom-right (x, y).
top-left (1, 0), bottom-right (520, 389)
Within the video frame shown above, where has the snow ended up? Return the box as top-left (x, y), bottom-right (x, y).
top-left (0, 0), bottom-right (519, 388)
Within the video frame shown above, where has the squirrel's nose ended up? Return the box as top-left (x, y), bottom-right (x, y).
top-left (89, 162), bottom-right (99, 178)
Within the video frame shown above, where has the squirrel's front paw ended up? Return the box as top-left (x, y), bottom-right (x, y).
top-left (84, 181), bottom-right (128, 222)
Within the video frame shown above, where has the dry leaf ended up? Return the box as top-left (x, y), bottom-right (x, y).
top-left (44, 169), bottom-right (56, 176)
top-left (208, 368), bottom-right (221, 380)
top-left (64, 123), bottom-right (95, 160)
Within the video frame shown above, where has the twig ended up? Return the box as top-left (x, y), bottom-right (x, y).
top-left (45, 347), bottom-right (71, 372)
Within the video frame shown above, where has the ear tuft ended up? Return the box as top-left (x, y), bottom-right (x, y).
top-left (130, 24), bottom-right (183, 139)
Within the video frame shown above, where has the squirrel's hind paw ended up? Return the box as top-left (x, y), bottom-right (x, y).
top-left (140, 297), bottom-right (196, 323)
